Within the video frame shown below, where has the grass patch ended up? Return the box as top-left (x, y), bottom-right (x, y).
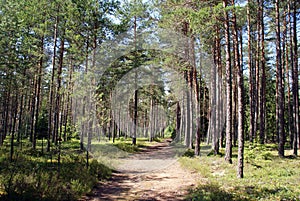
top-left (180, 143), bottom-right (300, 201)
top-left (113, 142), bottom-right (140, 153)
top-left (0, 138), bottom-right (112, 201)
top-left (111, 137), bottom-right (163, 153)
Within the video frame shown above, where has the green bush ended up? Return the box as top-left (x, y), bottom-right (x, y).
top-left (164, 125), bottom-right (176, 140)
top-left (182, 149), bottom-right (195, 157)
top-left (113, 142), bottom-right (139, 153)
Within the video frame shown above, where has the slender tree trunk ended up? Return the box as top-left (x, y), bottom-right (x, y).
top-left (176, 102), bottom-right (181, 142)
top-left (54, 35), bottom-right (64, 144)
top-left (33, 37), bottom-right (44, 149)
top-left (275, 0), bottom-right (285, 157)
top-left (30, 75), bottom-right (37, 145)
top-left (231, 0), bottom-right (245, 178)
top-left (285, 3), bottom-right (293, 149)
top-left (211, 35), bottom-right (217, 154)
top-left (47, 15), bottom-right (58, 152)
top-left (292, 0), bottom-right (298, 155)
top-left (180, 95), bottom-right (185, 142)
top-left (255, 0), bottom-right (260, 142)
top-left (64, 59), bottom-right (73, 141)
top-left (224, 0), bottom-right (232, 163)
top-left (191, 36), bottom-right (201, 156)
top-left (216, 33), bottom-right (224, 149)
top-left (248, 0), bottom-right (255, 143)
top-left (259, 0), bottom-right (266, 144)
top-left (10, 95), bottom-right (18, 162)
top-left (188, 69), bottom-right (194, 149)
top-left (132, 15), bottom-right (138, 146)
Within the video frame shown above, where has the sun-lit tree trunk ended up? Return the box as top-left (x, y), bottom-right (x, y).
top-left (247, 0), bottom-right (255, 143)
top-left (192, 36), bottom-right (201, 156)
top-left (211, 32), bottom-right (217, 155)
top-left (63, 59), bottom-right (73, 141)
top-left (54, 34), bottom-right (65, 144)
top-left (231, 0), bottom-right (244, 178)
top-left (216, 31), bottom-right (224, 149)
top-left (285, 3), bottom-right (293, 149)
top-left (224, 0), bottom-right (232, 164)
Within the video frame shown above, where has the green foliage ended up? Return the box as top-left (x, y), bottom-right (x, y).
top-left (113, 142), bottom-right (140, 153)
top-left (164, 125), bottom-right (176, 140)
top-left (182, 149), bottom-right (195, 158)
top-left (0, 140), bottom-right (112, 201)
top-left (89, 159), bottom-right (112, 180)
top-left (36, 108), bottom-right (48, 139)
top-left (244, 143), bottom-right (275, 163)
top-left (185, 183), bottom-right (245, 201)
top-left (180, 144), bottom-right (300, 201)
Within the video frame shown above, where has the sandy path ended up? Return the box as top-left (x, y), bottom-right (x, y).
top-left (81, 140), bottom-right (199, 201)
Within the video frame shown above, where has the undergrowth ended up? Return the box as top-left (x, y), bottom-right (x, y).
top-left (0, 139), bottom-right (111, 201)
top-left (181, 143), bottom-right (300, 201)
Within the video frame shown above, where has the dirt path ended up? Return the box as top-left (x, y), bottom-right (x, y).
top-left (81, 140), bottom-right (200, 201)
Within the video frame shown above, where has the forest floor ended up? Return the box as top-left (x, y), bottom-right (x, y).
top-left (80, 139), bottom-right (200, 201)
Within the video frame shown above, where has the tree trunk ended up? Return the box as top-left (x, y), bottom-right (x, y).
top-left (275, 0), bottom-right (285, 157)
top-left (33, 36), bottom-right (44, 149)
top-left (224, 0), bottom-right (233, 163)
top-left (292, 0), bottom-right (298, 155)
top-left (247, 0), bottom-right (255, 143)
top-left (232, 0), bottom-right (245, 178)
top-left (285, 3), bottom-right (293, 149)
top-left (191, 36), bottom-right (201, 156)
top-left (54, 34), bottom-right (64, 144)
top-left (47, 15), bottom-right (58, 152)
top-left (259, 0), bottom-right (266, 144)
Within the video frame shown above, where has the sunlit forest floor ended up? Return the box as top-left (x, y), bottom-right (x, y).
top-left (0, 137), bottom-right (299, 201)
top-left (81, 139), bottom-right (199, 201)
top-left (0, 138), bottom-right (112, 201)
top-left (181, 143), bottom-right (300, 201)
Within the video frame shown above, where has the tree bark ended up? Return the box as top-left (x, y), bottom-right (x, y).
top-left (224, 0), bottom-right (233, 163)
top-left (292, 0), bottom-right (298, 155)
top-left (259, 0), bottom-right (266, 144)
top-left (275, 0), bottom-right (285, 157)
top-left (247, 0), bottom-right (255, 143)
top-left (47, 15), bottom-right (58, 152)
top-left (231, 0), bottom-right (245, 178)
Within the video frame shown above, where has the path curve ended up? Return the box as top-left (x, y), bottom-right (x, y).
top-left (80, 140), bottom-right (199, 201)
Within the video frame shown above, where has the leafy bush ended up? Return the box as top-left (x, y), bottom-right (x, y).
top-left (113, 142), bottom-right (139, 153)
top-left (164, 125), bottom-right (176, 140)
top-left (182, 149), bottom-right (195, 157)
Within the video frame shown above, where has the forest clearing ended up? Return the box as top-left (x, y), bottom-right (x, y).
top-left (0, 0), bottom-right (300, 200)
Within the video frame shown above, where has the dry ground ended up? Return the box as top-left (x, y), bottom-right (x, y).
top-left (80, 140), bottom-right (200, 201)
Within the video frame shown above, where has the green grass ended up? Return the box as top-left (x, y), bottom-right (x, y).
top-left (180, 143), bottom-right (300, 201)
top-left (0, 138), bottom-right (112, 201)
top-left (90, 137), bottom-right (163, 155)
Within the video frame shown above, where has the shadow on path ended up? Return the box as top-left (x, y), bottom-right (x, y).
top-left (80, 139), bottom-right (198, 201)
